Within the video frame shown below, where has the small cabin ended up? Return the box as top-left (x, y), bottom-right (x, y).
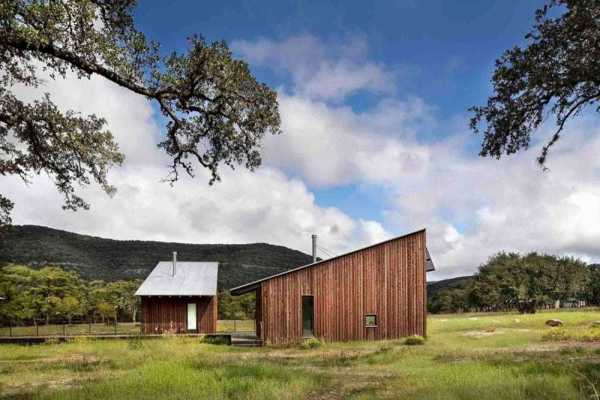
top-left (135, 253), bottom-right (218, 334)
top-left (231, 229), bottom-right (435, 345)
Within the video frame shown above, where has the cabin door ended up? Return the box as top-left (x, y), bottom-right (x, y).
top-left (302, 296), bottom-right (314, 337)
top-left (187, 303), bottom-right (197, 331)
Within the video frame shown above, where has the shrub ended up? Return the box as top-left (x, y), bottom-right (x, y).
top-left (300, 337), bottom-right (322, 349)
top-left (404, 335), bottom-right (426, 346)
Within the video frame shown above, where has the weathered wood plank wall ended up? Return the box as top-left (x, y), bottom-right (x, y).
top-left (259, 230), bottom-right (427, 345)
top-left (140, 296), bottom-right (217, 334)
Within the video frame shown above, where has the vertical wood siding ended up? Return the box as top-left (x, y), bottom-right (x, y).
top-left (259, 230), bottom-right (427, 345)
top-left (140, 296), bottom-right (217, 334)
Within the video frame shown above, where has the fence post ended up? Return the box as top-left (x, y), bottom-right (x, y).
top-left (9, 325), bottom-right (12, 337)
top-left (89, 321), bottom-right (92, 335)
top-left (63, 324), bottom-right (66, 337)
top-left (36, 323), bottom-right (39, 337)
top-left (234, 319), bottom-right (237, 332)
top-left (114, 321), bottom-right (117, 335)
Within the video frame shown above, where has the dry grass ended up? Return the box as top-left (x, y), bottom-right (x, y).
top-left (0, 310), bottom-right (599, 399)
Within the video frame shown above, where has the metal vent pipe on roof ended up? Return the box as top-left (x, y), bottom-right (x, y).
top-left (311, 234), bottom-right (317, 263)
top-left (172, 251), bottom-right (177, 276)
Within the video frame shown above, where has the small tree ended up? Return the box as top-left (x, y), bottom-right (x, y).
top-left (96, 302), bottom-right (117, 325)
top-left (61, 296), bottom-right (82, 325)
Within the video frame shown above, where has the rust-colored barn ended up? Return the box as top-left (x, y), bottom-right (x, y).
top-left (135, 254), bottom-right (218, 334)
top-left (231, 229), bottom-right (434, 345)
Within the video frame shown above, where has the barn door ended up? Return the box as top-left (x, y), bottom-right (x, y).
top-left (302, 296), bottom-right (314, 337)
top-left (187, 303), bottom-right (197, 331)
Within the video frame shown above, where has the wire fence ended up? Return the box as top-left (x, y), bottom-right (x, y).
top-left (0, 319), bottom-right (255, 337)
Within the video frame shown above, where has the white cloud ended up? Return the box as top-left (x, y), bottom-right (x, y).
top-left (264, 94), bottom-right (433, 186)
top-left (234, 34), bottom-right (600, 280)
top-left (6, 34), bottom-right (600, 285)
top-left (2, 68), bottom-right (386, 258)
top-left (232, 34), bottom-right (394, 101)
top-left (386, 119), bottom-right (600, 279)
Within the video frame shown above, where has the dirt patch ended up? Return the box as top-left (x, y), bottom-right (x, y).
top-left (523, 341), bottom-right (600, 352)
top-left (460, 328), bottom-right (532, 338)
top-left (311, 367), bottom-right (399, 399)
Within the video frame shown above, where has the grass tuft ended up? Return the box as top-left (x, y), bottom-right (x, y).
top-left (404, 335), bottom-right (426, 346)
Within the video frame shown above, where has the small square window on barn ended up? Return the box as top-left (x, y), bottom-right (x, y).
top-left (365, 315), bottom-right (377, 327)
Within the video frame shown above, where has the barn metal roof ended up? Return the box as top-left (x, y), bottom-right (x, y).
top-left (231, 229), bottom-right (435, 295)
top-left (135, 261), bottom-right (218, 296)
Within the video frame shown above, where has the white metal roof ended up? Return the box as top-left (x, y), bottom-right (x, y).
top-left (135, 261), bottom-right (218, 296)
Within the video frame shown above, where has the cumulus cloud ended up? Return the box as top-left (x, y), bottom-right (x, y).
top-left (263, 94), bottom-right (434, 186)
top-left (235, 34), bottom-right (600, 280)
top-left (232, 34), bottom-right (395, 101)
top-left (6, 33), bottom-right (600, 283)
top-left (2, 67), bottom-right (386, 258)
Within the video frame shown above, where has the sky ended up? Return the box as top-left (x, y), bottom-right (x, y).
top-left (6, 0), bottom-right (600, 280)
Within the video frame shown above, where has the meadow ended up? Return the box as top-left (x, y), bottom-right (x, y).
top-left (0, 310), bottom-right (599, 400)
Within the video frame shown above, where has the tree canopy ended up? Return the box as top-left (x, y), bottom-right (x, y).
top-left (0, 264), bottom-right (255, 326)
top-left (0, 264), bottom-right (142, 325)
top-left (0, 0), bottom-right (281, 226)
top-left (470, 0), bottom-right (600, 166)
top-left (429, 252), bottom-right (598, 314)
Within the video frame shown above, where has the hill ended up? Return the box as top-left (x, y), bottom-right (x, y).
top-left (0, 225), bottom-right (314, 290)
top-left (0, 225), bottom-right (474, 296)
top-left (427, 275), bottom-right (474, 296)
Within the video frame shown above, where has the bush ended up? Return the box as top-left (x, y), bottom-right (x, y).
top-left (300, 337), bottom-right (322, 349)
top-left (404, 335), bottom-right (426, 346)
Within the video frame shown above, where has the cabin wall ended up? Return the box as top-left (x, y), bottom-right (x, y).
top-left (140, 296), bottom-right (217, 334)
top-left (259, 230), bottom-right (427, 345)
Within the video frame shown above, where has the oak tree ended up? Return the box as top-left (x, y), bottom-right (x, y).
top-left (470, 0), bottom-right (600, 166)
top-left (0, 0), bottom-right (281, 226)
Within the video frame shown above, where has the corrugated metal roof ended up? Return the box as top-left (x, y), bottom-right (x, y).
top-left (135, 261), bottom-right (218, 296)
top-left (231, 229), bottom-right (434, 295)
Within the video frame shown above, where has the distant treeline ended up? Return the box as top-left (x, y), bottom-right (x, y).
top-left (428, 253), bottom-right (600, 314)
top-left (0, 265), bottom-right (141, 326)
top-left (0, 265), bottom-right (256, 327)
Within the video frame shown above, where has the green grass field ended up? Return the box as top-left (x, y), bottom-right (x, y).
top-left (1, 309), bottom-right (599, 400)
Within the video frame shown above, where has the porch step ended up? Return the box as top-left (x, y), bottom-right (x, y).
top-left (231, 336), bottom-right (263, 347)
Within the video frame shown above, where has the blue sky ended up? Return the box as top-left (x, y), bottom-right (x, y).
top-left (9, 0), bottom-right (600, 279)
top-left (134, 0), bottom-right (541, 119)
top-left (135, 0), bottom-right (545, 230)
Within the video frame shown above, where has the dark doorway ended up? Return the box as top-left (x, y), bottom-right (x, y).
top-left (302, 296), bottom-right (314, 337)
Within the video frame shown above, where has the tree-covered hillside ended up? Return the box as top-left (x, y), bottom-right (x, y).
top-left (0, 225), bottom-right (313, 290)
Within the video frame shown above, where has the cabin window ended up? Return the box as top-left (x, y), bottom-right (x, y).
top-left (365, 314), bottom-right (377, 327)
